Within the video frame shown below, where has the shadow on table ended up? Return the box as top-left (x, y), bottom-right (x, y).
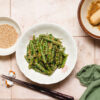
top-left (0, 55), bottom-right (11, 60)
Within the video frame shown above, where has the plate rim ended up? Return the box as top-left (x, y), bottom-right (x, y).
top-left (0, 17), bottom-right (21, 56)
top-left (16, 23), bottom-right (77, 85)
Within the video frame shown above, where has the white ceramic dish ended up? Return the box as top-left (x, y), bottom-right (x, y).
top-left (78, 0), bottom-right (100, 39)
top-left (0, 17), bottom-right (21, 56)
top-left (16, 23), bottom-right (77, 85)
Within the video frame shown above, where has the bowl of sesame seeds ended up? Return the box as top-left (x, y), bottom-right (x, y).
top-left (0, 17), bottom-right (21, 56)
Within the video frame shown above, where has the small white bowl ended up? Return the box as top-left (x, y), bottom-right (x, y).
top-left (16, 23), bottom-right (77, 85)
top-left (0, 17), bottom-right (21, 56)
top-left (78, 0), bottom-right (100, 39)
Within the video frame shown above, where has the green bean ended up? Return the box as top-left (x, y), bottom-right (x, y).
top-left (24, 55), bottom-right (30, 63)
top-left (40, 45), bottom-right (46, 63)
top-left (25, 34), bottom-right (68, 76)
top-left (45, 41), bottom-right (48, 55)
top-left (43, 37), bottom-right (61, 46)
top-left (61, 55), bottom-right (68, 68)
top-left (32, 35), bottom-right (35, 40)
top-left (35, 63), bottom-right (52, 75)
top-left (30, 40), bottom-right (35, 55)
top-left (30, 65), bottom-right (42, 73)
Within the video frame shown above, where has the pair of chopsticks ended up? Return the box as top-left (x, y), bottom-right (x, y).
top-left (1, 75), bottom-right (74, 100)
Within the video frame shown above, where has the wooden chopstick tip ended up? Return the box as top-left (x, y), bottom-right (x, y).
top-left (1, 75), bottom-right (10, 80)
top-left (0, 74), bottom-right (4, 78)
top-left (1, 74), bottom-right (5, 78)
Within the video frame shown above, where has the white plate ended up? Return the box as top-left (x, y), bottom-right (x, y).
top-left (0, 17), bottom-right (21, 56)
top-left (16, 23), bottom-right (77, 85)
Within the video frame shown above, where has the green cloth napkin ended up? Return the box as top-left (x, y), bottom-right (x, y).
top-left (77, 64), bottom-right (100, 100)
top-left (80, 80), bottom-right (100, 100)
top-left (76, 64), bottom-right (100, 87)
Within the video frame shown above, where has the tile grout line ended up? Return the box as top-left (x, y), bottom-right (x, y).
top-left (10, 0), bottom-right (12, 100)
top-left (10, 0), bottom-right (11, 17)
top-left (73, 36), bottom-right (89, 37)
top-left (9, 55), bottom-right (12, 100)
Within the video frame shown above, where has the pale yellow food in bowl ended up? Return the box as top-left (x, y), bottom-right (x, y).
top-left (90, 9), bottom-right (100, 25)
top-left (87, 0), bottom-right (100, 30)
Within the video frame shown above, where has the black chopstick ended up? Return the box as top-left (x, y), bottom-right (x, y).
top-left (1, 75), bottom-right (74, 100)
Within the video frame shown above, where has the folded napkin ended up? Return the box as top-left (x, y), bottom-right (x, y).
top-left (80, 80), bottom-right (100, 100)
top-left (76, 64), bottom-right (100, 87)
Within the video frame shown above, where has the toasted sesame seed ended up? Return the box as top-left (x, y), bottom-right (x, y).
top-left (0, 24), bottom-right (18, 48)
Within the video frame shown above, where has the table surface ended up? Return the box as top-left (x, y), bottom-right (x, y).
top-left (0, 0), bottom-right (100, 100)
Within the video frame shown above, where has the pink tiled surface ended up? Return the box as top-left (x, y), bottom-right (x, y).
top-left (0, 0), bottom-right (100, 100)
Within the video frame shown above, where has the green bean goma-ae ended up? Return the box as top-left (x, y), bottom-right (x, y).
top-left (25, 34), bottom-right (68, 75)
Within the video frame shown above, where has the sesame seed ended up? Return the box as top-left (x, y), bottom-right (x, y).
top-left (0, 24), bottom-right (18, 48)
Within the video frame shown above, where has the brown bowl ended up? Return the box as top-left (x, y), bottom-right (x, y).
top-left (78, 0), bottom-right (100, 39)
